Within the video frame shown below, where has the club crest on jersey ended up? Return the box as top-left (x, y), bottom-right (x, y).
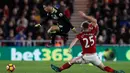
top-left (59, 13), bottom-right (63, 17)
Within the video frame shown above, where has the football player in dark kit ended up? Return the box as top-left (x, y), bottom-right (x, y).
top-left (35, 3), bottom-right (76, 46)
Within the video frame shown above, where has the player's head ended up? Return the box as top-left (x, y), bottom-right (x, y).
top-left (81, 21), bottom-right (90, 31)
top-left (43, 2), bottom-right (53, 12)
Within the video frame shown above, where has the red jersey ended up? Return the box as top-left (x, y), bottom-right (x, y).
top-left (76, 24), bottom-right (99, 54)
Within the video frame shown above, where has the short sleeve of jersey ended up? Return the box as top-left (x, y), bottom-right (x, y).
top-left (90, 24), bottom-right (99, 35)
top-left (95, 25), bottom-right (99, 31)
top-left (76, 33), bottom-right (81, 40)
top-left (94, 25), bottom-right (99, 35)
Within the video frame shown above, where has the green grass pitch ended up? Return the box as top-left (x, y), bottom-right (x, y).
top-left (0, 61), bottom-right (130, 73)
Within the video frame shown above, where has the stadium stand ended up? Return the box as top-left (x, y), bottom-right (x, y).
top-left (0, 0), bottom-right (130, 46)
top-left (89, 0), bottom-right (130, 44)
top-left (69, 0), bottom-right (130, 45)
top-left (0, 0), bottom-right (74, 46)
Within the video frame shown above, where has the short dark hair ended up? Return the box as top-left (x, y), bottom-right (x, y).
top-left (83, 23), bottom-right (89, 29)
top-left (81, 21), bottom-right (89, 29)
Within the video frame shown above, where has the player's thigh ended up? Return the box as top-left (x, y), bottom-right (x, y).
top-left (91, 54), bottom-right (102, 66)
top-left (70, 56), bottom-right (87, 64)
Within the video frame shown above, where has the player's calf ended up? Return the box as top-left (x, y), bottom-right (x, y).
top-left (97, 62), bottom-right (117, 73)
top-left (59, 62), bottom-right (72, 71)
top-left (57, 56), bottom-right (82, 72)
top-left (104, 66), bottom-right (115, 73)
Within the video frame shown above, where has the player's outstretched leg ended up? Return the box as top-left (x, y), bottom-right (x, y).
top-left (104, 66), bottom-right (125, 73)
top-left (97, 62), bottom-right (125, 73)
top-left (51, 56), bottom-right (82, 72)
top-left (104, 66), bottom-right (118, 73)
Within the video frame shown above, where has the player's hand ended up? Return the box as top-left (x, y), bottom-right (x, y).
top-left (35, 24), bottom-right (41, 27)
top-left (68, 48), bottom-right (72, 54)
top-left (48, 30), bottom-right (57, 34)
top-left (72, 27), bottom-right (77, 33)
top-left (78, 11), bottom-right (86, 17)
top-left (47, 28), bottom-right (57, 34)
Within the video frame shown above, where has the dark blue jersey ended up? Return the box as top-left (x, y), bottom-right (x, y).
top-left (46, 7), bottom-right (74, 33)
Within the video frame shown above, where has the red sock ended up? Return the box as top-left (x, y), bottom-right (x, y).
top-left (104, 66), bottom-right (114, 73)
top-left (60, 62), bottom-right (72, 71)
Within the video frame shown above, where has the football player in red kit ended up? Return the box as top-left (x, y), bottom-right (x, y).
top-left (51, 11), bottom-right (125, 73)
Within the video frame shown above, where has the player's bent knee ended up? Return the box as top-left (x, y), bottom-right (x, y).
top-left (68, 62), bottom-right (73, 65)
top-left (69, 56), bottom-right (83, 64)
top-left (69, 58), bottom-right (76, 64)
top-left (51, 25), bottom-right (60, 30)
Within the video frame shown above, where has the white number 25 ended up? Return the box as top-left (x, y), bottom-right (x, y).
top-left (83, 36), bottom-right (94, 48)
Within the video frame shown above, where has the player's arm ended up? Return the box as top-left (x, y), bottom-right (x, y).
top-left (65, 18), bottom-right (77, 33)
top-left (68, 38), bottom-right (79, 53)
top-left (79, 11), bottom-right (97, 27)
top-left (35, 12), bottom-right (51, 27)
top-left (35, 23), bottom-right (41, 27)
top-left (67, 19), bottom-right (77, 33)
top-left (57, 10), bottom-right (77, 33)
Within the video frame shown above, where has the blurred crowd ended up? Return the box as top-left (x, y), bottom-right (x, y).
top-left (89, 0), bottom-right (130, 44)
top-left (0, 0), bottom-right (74, 46)
top-left (0, 0), bottom-right (130, 46)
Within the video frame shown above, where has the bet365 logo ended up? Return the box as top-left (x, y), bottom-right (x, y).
top-left (11, 48), bottom-right (72, 61)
